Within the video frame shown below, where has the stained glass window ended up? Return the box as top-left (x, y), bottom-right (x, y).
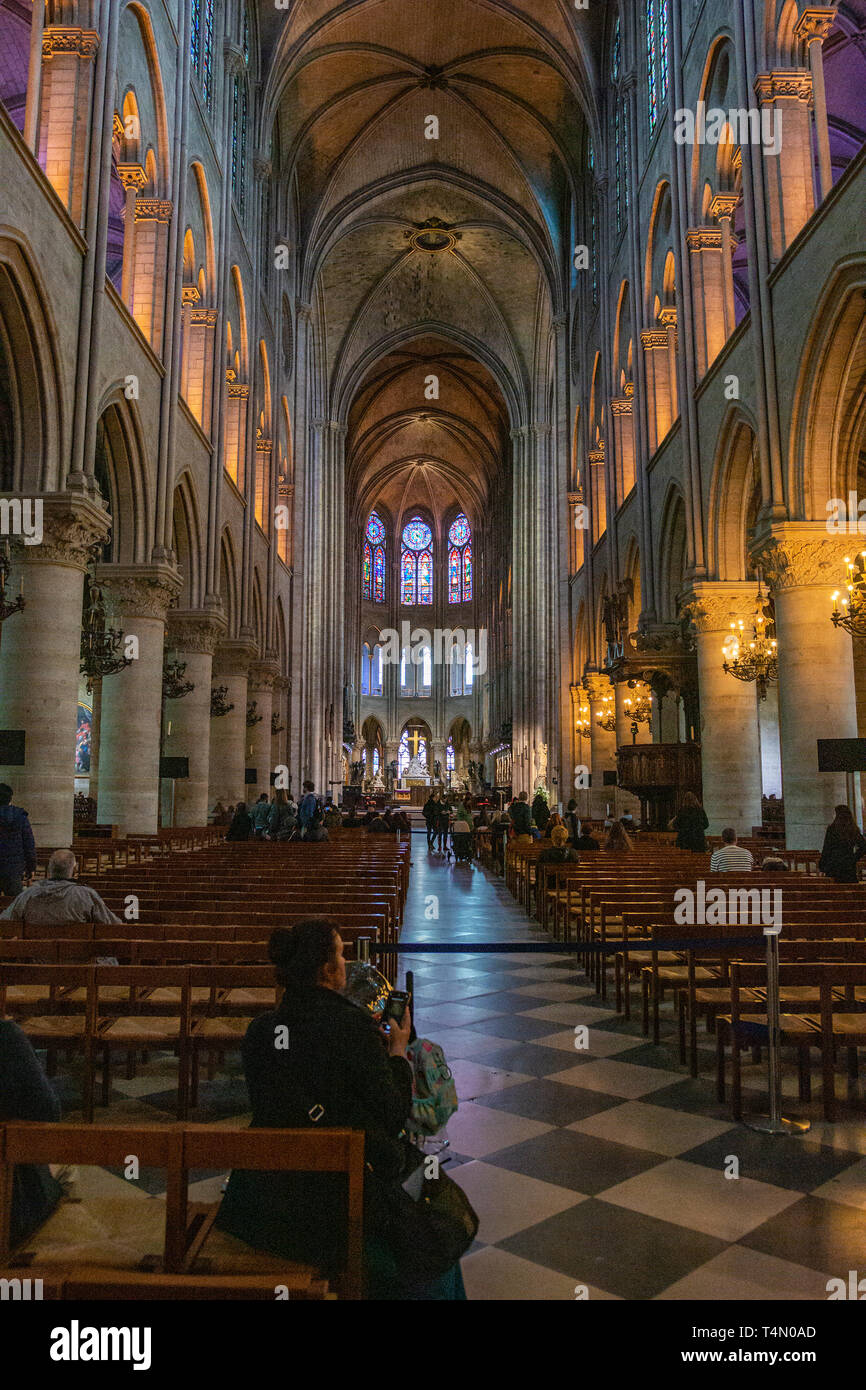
top-left (615, 100), bottom-right (621, 231)
top-left (612, 18), bottom-right (620, 83)
top-left (231, 78), bottom-right (240, 197)
top-left (363, 512), bottom-right (386, 601)
top-left (239, 84), bottom-right (247, 216)
top-left (242, 7), bottom-right (250, 64)
top-left (202, 0), bottom-right (214, 107)
top-left (660, 1), bottom-right (669, 101)
top-left (362, 542), bottom-right (372, 600)
top-left (191, 0), bottom-right (201, 70)
top-left (401, 517), bottom-right (433, 606)
top-left (448, 547), bottom-right (460, 604)
top-left (647, 0), bottom-right (658, 133)
top-left (447, 513), bottom-right (472, 604)
top-left (446, 737), bottom-right (455, 773)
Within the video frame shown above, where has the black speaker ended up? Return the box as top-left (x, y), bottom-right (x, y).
top-left (0, 730), bottom-right (26, 765)
top-left (159, 756), bottom-right (189, 779)
top-left (245, 768), bottom-right (257, 785)
top-left (817, 739), bottom-right (866, 773)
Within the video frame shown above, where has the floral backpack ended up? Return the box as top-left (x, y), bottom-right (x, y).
top-left (406, 1038), bottom-right (459, 1136)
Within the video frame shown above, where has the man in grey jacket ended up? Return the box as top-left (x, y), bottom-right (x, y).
top-left (0, 850), bottom-right (121, 926)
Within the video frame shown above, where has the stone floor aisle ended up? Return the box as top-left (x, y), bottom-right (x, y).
top-left (398, 837), bottom-right (866, 1301)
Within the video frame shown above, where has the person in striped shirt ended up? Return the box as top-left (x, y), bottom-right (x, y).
top-left (710, 828), bottom-right (754, 872)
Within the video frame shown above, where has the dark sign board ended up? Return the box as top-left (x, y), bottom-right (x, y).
top-left (817, 739), bottom-right (866, 773)
top-left (245, 768), bottom-right (258, 785)
top-left (159, 757), bottom-right (189, 780)
top-left (0, 730), bottom-right (25, 765)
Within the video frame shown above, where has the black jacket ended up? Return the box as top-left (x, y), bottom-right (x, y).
top-left (819, 825), bottom-right (866, 883)
top-left (0, 805), bottom-right (36, 878)
top-left (0, 1021), bottom-right (62, 1245)
top-left (672, 805), bottom-right (708, 851)
top-left (510, 801), bottom-right (532, 834)
top-left (216, 986), bottom-right (412, 1272)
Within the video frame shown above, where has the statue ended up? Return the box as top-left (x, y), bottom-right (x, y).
top-left (534, 742), bottom-right (548, 786)
top-left (433, 759), bottom-right (441, 780)
top-left (350, 761), bottom-right (362, 786)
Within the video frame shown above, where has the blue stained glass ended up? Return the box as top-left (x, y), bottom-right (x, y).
top-left (401, 550), bottom-right (415, 605)
top-left (612, 18), bottom-right (620, 83)
top-left (402, 517), bottom-right (432, 551)
top-left (373, 546), bottom-right (385, 603)
top-left (366, 511), bottom-right (386, 544)
top-left (660, 1), bottom-right (669, 100)
top-left (463, 543), bottom-right (472, 600)
top-left (648, 0), bottom-right (658, 132)
top-left (191, 0), bottom-right (201, 70)
top-left (615, 101), bottom-right (621, 230)
top-left (243, 8), bottom-right (250, 63)
top-left (418, 549), bottom-right (433, 604)
top-left (362, 542), bottom-right (372, 599)
top-left (448, 547), bottom-right (460, 604)
top-left (449, 513), bottom-right (470, 547)
top-left (231, 78), bottom-right (239, 195)
top-left (239, 85), bottom-right (247, 215)
top-left (202, 0), bottom-right (214, 106)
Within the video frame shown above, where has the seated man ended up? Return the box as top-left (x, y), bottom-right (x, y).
top-left (575, 828), bottom-right (600, 852)
top-left (710, 828), bottom-right (754, 872)
top-left (0, 849), bottom-right (121, 925)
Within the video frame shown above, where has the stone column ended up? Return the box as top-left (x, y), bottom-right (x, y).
top-left (0, 494), bottom-right (110, 849)
top-left (96, 565), bottom-right (181, 835)
top-left (248, 662), bottom-right (278, 801)
top-left (610, 395), bottom-right (635, 506)
top-left (794, 9), bottom-right (837, 202)
top-left (759, 525), bottom-right (858, 849)
top-left (586, 673), bottom-right (617, 819)
top-left (686, 227), bottom-right (728, 376)
top-left (209, 641), bottom-right (255, 807)
top-left (641, 329), bottom-right (672, 455)
top-left (754, 70), bottom-right (816, 260)
top-left (131, 198), bottom-right (173, 350)
top-left (709, 194), bottom-right (740, 340)
top-left (116, 163), bottom-right (147, 310)
top-left (163, 612), bottom-right (225, 826)
top-left (39, 26), bottom-right (100, 223)
top-left (683, 583), bottom-right (765, 836)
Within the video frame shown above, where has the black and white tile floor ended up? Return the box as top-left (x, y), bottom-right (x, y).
top-left (45, 839), bottom-right (866, 1299)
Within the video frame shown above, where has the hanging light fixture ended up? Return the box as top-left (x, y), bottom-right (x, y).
top-left (595, 688), bottom-right (616, 732)
top-left (0, 541), bottom-right (25, 625)
top-left (246, 701), bottom-right (263, 727)
top-left (576, 688), bottom-right (591, 738)
top-left (721, 571), bottom-right (778, 701)
top-left (163, 658), bottom-right (195, 701)
top-left (831, 552), bottom-right (866, 637)
top-left (79, 574), bottom-right (131, 694)
top-left (623, 680), bottom-right (652, 737)
top-left (210, 686), bottom-right (234, 718)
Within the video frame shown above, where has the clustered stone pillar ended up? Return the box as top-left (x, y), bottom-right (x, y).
top-left (760, 526), bottom-right (859, 849)
top-left (0, 495), bottom-right (110, 849)
top-left (684, 583), bottom-right (764, 835)
top-left (585, 673), bottom-right (617, 819)
top-left (208, 642), bottom-right (255, 808)
top-left (96, 566), bottom-right (181, 835)
top-left (248, 663), bottom-right (278, 801)
top-left (162, 613), bottom-right (225, 827)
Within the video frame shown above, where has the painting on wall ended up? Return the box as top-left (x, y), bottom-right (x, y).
top-left (75, 702), bottom-right (92, 773)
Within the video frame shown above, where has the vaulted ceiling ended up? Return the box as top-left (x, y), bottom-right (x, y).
top-left (255, 0), bottom-right (602, 516)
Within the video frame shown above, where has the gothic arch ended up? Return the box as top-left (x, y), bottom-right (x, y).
top-left (657, 484), bottom-right (688, 620)
top-left (706, 409), bottom-right (761, 580)
top-left (0, 233), bottom-right (63, 492)
top-left (93, 391), bottom-right (151, 565)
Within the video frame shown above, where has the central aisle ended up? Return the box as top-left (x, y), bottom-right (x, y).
top-left (398, 840), bottom-right (862, 1301)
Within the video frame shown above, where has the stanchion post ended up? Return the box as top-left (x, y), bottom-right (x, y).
top-left (746, 925), bottom-right (810, 1135)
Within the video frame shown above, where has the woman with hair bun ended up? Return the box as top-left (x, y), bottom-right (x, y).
top-left (216, 919), bottom-right (466, 1300)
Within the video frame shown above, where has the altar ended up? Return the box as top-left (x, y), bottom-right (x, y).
top-left (398, 752), bottom-right (430, 789)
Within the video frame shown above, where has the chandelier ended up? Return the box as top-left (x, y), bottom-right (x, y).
top-left (722, 573), bottom-right (778, 701)
top-left (246, 700), bottom-right (263, 728)
top-left (210, 686), bottom-right (234, 718)
top-left (576, 689), bottom-right (591, 738)
top-left (831, 552), bottom-right (866, 637)
top-left (0, 541), bottom-right (25, 625)
top-left (163, 658), bottom-right (194, 701)
top-left (79, 576), bottom-right (131, 694)
top-left (271, 710), bottom-right (285, 736)
top-left (595, 689), bottom-right (616, 732)
top-left (623, 680), bottom-right (652, 736)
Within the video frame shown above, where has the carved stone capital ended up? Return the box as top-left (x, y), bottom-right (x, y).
top-left (165, 610), bottom-right (227, 656)
top-left (249, 661), bottom-right (280, 694)
top-left (709, 193), bottom-right (740, 222)
top-left (588, 443), bottom-right (605, 465)
top-left (686, 226), bottom-right (723, 252)
top-left (794, 8), bottom-right (837, 45)
top-left (753, 523), bottom-right (853, 591)
top-left (610, 397), bottom-right (633, 417)
top-left (584, 672), bottom-right (613, 703)
top-left (181, 285), bottom-right (200, 306)
top-left (191, 308), bottom-right (218, 326)
top-left (135, 199), bottom-right (173, 223)
top-left (213, 640), bottom-right (258, 679)
top-left (96, 565), bottom-right (182, 621)
top-left (43, 28), bottom-right (99, 59)
top-left (2, 492), bottom-right (111, 570)
top-left (253, 157), bottom-right (272, 182)
top-left (117, 163), bottom-right (148, 193)
top-left (658, 305), bottom-right (678, 329)
top-left (641, 328), bottom-right (669, 349)
top-left (228, 382), bottom-right (250, 399)
top-left (681, 583), bottom-right (765, 633)
top-left (754, 69), bottom-right (813, 103)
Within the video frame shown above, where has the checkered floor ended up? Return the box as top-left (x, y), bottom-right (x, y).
top-left (42, 839), bottom-right (866, 1299)
top-left (399, 845), bottom-right (866, 1300)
